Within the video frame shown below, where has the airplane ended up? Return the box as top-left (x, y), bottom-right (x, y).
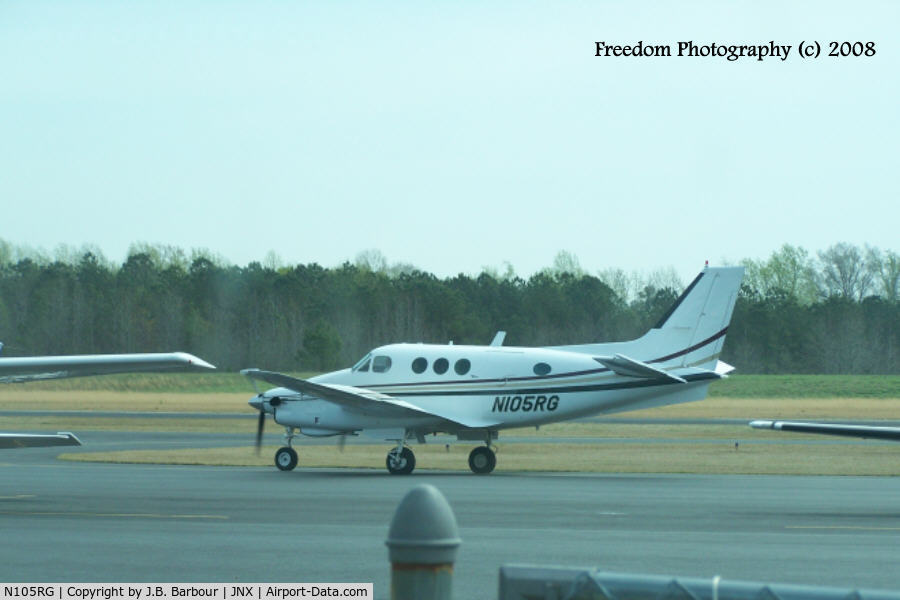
top-left (0, 344), bottom-right (215, 448)
top-left (749, 420), bottom-right (900, 441)
top-left (243, 265), bottom-right (745, 475)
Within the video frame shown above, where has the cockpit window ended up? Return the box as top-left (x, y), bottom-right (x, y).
top-left (372, 355), bottom-right (392, 373)
top-left (352, 353), bottom-right (372, 372)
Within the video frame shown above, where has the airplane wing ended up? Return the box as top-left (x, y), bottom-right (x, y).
top-left (0, 432), bottom-right (82, 449)
top-left (0, 350), bottom-right (215, 450)
top-left (750, 420), bottom-right (900, 441)
top-left (241, 369), bottom-right (500, 429)
top-left (0, 352), bottom-right (215, 383)
top-left (593, 354), bottom-right (687, 383)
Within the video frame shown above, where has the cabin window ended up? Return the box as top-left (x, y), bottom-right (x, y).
top-left (533, 362), bottom-right (551, 376)
top-left (454, 358), bottom-right (471, 375)
top-left (433, 358), bottom-right (449, 375)
top-left (352, 353), bottom-right (372, 372)
top-left (412, 357), bottom-right (428, 374)
top-left (372, 355), bottom-right (392, 373)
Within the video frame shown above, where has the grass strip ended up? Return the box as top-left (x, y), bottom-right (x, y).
top-left (0, 415), bottom-right (253, 433)
top-left (2, 391), bottom-right (898, 421)
top-left (0, 391), bottom-right (250, 413)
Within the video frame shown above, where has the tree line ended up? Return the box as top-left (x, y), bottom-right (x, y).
top-left (0, 240), bottom-right (897, 374)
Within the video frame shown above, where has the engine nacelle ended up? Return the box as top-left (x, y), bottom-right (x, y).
top-left (299, 427), bottom-right (344, 437)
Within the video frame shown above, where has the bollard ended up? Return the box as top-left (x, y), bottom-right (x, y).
top-left (386, 484), bottom-right (462, 600)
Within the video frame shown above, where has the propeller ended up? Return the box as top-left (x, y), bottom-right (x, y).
top-left (245, 372), bottom-right (269, 456)
top-left (251, 395), bottom-right (283, 454)
top-left (255, 408), bottom-right (266, 455)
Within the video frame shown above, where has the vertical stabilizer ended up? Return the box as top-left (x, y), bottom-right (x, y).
top-left (651, 266), bottom-right (744, 370)
top-left (551, 266), bottom-right (744, 372)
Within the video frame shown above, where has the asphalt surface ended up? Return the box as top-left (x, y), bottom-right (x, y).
top-left (3, 432), bottom-right (900, 599)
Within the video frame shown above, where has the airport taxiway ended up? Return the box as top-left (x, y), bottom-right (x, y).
top-left (3, 432), bottom-right (900, 599)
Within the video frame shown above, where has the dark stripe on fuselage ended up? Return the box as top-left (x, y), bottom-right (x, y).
top-left (361, 327), bottom-right (728, 392)
top-left (381, 372), bottom-right (721, 399)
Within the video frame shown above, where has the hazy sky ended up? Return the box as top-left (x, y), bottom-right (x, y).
top-left (2, 1), bottom-right (897, 283)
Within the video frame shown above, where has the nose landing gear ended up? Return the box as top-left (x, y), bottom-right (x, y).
top-left (274, 426), bottom-right (298, 471)
top-left (275, 446), bottom-right (298, 471)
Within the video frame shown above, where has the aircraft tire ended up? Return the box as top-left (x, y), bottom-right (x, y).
top-left (275, 446), bottom-right (298, 471)
top-left (386, 447), bottom-right (415, 475)
top-left (468, 446), bottom-right (496, 474)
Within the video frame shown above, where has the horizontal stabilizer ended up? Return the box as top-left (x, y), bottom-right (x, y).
top-left (715, 361), bottom-right (735, 376)
top-left (594, 354), bottom-right (686, 383)
top-left (750, 420), bottom-right (900, 441)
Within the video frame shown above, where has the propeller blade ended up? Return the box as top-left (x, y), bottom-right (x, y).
top-left (338, 434), bottom-right (346, 453)
top-left (255, 410), bottom-right (265, 455)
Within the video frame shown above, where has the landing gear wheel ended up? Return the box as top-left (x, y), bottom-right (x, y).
top-left (468, 446), bottom-right (496, 474)
top-left (386, 446), bottom-right (416, 475)
top-left (275, 446), bottom-right (298, 471)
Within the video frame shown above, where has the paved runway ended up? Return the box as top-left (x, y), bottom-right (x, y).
top-left (3, 434), bottom-right (900, 599)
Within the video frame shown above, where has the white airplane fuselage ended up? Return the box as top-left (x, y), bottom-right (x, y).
top-left (259, 342), bottom-right (717, 437)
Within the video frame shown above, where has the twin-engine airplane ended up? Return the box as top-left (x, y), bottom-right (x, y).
top-left (243, 265), bottom-right (745, 475)
top-left (0, 345), bottom-right (215, 448)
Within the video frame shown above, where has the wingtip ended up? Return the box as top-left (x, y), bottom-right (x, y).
top-left (193, 357), bottom-right (217, 370)
top-left (57, 431), bottom-right (83, 446)
top-left (173, 352), bottom-right (216, 370)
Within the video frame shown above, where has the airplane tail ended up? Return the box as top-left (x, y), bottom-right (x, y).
top-left (554, 265), bottom-right (744, 372)
top-left (645, 265), bottom-right (744, 371)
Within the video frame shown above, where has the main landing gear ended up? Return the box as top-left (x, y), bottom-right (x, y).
top-left (383, 441), bottom-right (497, 475)
top-left (468, 445), bottom-right (496, 474)
top-left (466, 430), bottom-right (497, 474)
top-left (386, 444), bottom-right (416, 475)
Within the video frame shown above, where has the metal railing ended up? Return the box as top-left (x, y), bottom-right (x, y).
top-left (498, 565), bottom-right (900, 600)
